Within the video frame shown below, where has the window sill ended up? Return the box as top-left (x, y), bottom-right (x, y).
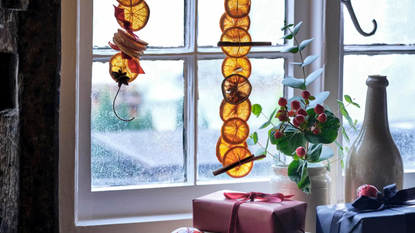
top-left (77, 213), bottom-right (192, 227)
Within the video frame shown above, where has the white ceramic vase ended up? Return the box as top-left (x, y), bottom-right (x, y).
top-left (270, 164), bottom-right (331, 233)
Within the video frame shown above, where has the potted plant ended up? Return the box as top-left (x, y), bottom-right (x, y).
top-left (247, 21), bottom-right (359, 230)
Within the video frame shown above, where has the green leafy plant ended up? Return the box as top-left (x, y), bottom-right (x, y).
top-left (248, 22), bottom-right (360, 193)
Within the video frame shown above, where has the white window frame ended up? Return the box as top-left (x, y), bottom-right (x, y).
top-left (61, 0), bottom-right (336, 232)
top-left (325, 1), bottom-right (415, 203)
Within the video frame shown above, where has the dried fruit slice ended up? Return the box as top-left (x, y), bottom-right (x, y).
top-left (224, 0), bottom-right (251, 19)
top-left (219, 13), bottom-right (250, 32)
top-left (222, 74), bottom-right (252, 105)
top-left (109, 52), bottom-right (139, 82)
top-left (221, 56), bottom-right (251, 78)
top-left (220, 99), bottom-right (251, 122)
top-left (222, 146), bottom-right (253, 178)
top-left (221, 117), bottom-right (250, 145)
top-left (220, 27), bottom-right (251, 58)
top-left (117, 1), bottom-right (150, 31)
top-left (216, 136), bottom-right (247, 163)
top-left (117, 0), bottom-right (143, 7)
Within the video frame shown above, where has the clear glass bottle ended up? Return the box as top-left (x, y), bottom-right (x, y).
top-left (345, 75), bottom-right (403, 202)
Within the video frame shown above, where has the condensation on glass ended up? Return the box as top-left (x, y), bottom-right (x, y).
top-left (343, 0), bottom-right (415, 45)
top-left (197, 58), bottom-right (285, 181)
top-left (343, 55), bottom-right (415, 170)
top-left (198, 0), bottom-right (286, 47)
top-left (91, 60), bottom-right (185, 188)
top-left (93, 0), bottom-right (185, 48)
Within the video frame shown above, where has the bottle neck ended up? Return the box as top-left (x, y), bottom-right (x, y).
top-left (362, 86), bottom-right (389, 131)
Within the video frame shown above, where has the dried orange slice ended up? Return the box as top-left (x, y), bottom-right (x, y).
top-left (224, 0), bottom-right (251, 19)
top-left (220, 99), bottom-right (251, 122)
top-left (109, 52), bottom-right (139, 83)
top-left (221, 117), bottom-right (250, 145)
top-left (220, 27), bottom-right (251, 58)
top-left (220, 13), bottom-right (250, 32)
top-left (222, 146), bottom-right (253, 178)
top-left (221, 56), bottom-right (251, 78)
top-left (117, 0), bottom-right (143, 7)
top-left (216, 136), bottom-right (247, 163)
top-left (117, 2), bottom-right (150, 31)
top-left (222, 74), bottom-right (252, 105)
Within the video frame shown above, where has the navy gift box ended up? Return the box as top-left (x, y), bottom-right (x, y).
top-left (316, 203), bottom-right (415, 233)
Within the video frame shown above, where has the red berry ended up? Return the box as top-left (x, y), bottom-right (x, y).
top-left (314, 104), bottom-right (325, 115)
top-left (278, 113), bottom-right (288, 122)
top-left (291, 100), bottom-right (301, 110)
top-left (293, 118), bottom-right (300, 127)
top-left (356, 184), bottom-right (379, 199)
top-left (301, 91), bottom-right (311, 100)
top-left (297, 108), bottom-right (307, 116)
top-left (296, 146), bottom-right (306, 157)
top-left (288, 110), bottom-right (295, 117)
top-left (274, 130), bottom-right (284, 139)
top-left (278, 97), bottom-right (287, 107)
top-left (312, 126), bottom-right (320, 135)
top-left (295, 115), bottom-right (305, 124)
top-left (318, 113), bottom-right (327, 123)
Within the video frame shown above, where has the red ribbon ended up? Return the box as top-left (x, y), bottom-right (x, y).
top-left (224, 192), bottom-right (294, 233)
top-left (113, 5), bottom-right (137, 38)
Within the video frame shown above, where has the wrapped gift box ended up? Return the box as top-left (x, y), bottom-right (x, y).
top-left (193, 190), bottom-right (307, 233)
top-left (316, 203), bottom-right (415, 233)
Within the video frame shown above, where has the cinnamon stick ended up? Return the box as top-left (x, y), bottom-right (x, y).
top-left (217, 42), bottom-right (272, 47)
top-left (213, 154), bottom-right (266, 176)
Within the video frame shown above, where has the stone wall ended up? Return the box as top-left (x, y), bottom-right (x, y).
top-left (0, 0), bottom-right (60, 232)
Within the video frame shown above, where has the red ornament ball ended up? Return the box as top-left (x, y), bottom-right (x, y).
top-left (356, 184), bottom-right (379, 199)
top-left (171, 227), bottom-right (204, 233)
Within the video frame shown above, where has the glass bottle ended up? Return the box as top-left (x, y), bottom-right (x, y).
top-left (344, 75), bottom-right (403, 202)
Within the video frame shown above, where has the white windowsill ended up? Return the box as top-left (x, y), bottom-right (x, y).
top-left (77, 213), bottom-right (192, 227)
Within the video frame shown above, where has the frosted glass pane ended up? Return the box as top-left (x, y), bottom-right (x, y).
top-left (344, 1), bottom-right (415, 45)
top-left (93, 0), bottom-right (184, 48)
top-left (91, 60), bottom-right (185, 188)
top-left (343, 55), bottom-right (415, 170)
top-left (198, 0), bottom-right (285, 47)
top-left (197, 58), bottom-right (284, 181)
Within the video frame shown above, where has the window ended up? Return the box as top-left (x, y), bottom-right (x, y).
top-left (62, 0), bottom-right (315, 232)
top-left (62, 0), bottom-right (414, 232)
top-left (340, 0), bottom-right (415, 182)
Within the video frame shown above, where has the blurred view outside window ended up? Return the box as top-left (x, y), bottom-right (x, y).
top-left (342, 0), bottom-right (415, 170)
top-left (92, 0), bottom-right (286, 188)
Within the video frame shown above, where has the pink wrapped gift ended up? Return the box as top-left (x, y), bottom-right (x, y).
top-left (193, 190), bottom-right (307, 233)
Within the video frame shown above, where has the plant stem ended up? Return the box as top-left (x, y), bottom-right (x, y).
top-left (257, 142), bottom-right (286, 165)
top-left (334, 102), bottom-right (353, 115)
top-left (261, 112), bottom-right (276, 127)
top-left (288, 28), bottom-right (307, 82)
top-left (327, 157), bottom-right (343, 165)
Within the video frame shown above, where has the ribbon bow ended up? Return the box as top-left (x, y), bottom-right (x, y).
top-left (352, 184), bottom-right (415, 211)
top-left (224, 192), bottom-right (294, 233)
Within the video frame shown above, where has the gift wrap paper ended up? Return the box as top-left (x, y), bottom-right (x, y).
top-left (193, 190), bottom-right (307, 233)
top-left (316, 203), bottom-right (415, 233)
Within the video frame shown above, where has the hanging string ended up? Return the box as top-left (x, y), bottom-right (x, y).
top-left (112, 84), bottom-right (135, 122)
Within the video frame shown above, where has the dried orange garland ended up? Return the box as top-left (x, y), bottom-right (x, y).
top-left (108, 0), bottom-right (150, 121)
top-left (214, 0), bottom-right (272, 178)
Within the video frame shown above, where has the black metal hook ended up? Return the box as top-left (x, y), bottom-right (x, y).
top-left (113, 85), bottom-right (135, 122)
top-left (341, 0), bottom-right (377, 37)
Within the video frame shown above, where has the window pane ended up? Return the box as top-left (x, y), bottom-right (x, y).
top-left (197, 58), bottom-right (284, 181)
top-left (343, 55), bottom-right (415, 170)
top-left (343, 0), bottom-right (415, 45)
top-left (198, 0), bottom-right (285, 47)
top-left (91, 60), bottom-right (185, 188)
top-left (93, 0), bottom-right (185, 48)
